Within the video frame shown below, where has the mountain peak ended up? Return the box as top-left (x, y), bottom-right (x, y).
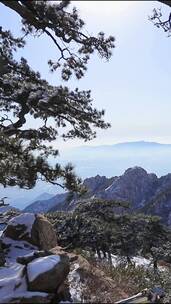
top-left (124, 166), bottom-right (148, 176)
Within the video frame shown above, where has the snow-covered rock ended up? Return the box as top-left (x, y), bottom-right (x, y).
top-left (0, 213), bottom-right (70, 303)
top-left (28, 255), bottom-right (60, 282)
top-left (2, 237), bottom-right (37, 264)
top-left (8, 214), bottom-right (35, 235)
top-left (27, 254), bottom-right (69, 293)
top-left (0, 263), bottom-right (27, 301)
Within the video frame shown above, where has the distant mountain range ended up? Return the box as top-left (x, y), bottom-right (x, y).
top-left (0, 184), bottom-right (63, 210)
top-left (60, 140), bottom-right (171, 178)
top-left (24, 166), bottom-right (171, 226)
top-left (2, 140), bottom-right (171, 209)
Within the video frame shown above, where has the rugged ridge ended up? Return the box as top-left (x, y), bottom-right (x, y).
top-left (24, 193), bottom-right (67, 213)
top-left (99, 167), bottom-right (158, 209)
top-left (24, 167), bottom-right (171, 226)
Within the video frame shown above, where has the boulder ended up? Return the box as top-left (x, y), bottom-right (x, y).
top-left (27, 254), bottom-right (70, 293)
top-left (31, 214), bottom-right (57, 250)
top-left (2, 213), bottom-right (57, 250)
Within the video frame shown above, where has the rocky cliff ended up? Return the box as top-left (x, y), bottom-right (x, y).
top-left (24, 167), bottom-right (171, 225)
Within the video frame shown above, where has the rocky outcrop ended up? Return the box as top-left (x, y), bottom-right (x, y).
top-left (68, 254), bottom-right (129, 303)
top-left (83, 175), bottom-right (116, 196)
top-left (0, 213), bottom-right (70, 303)
top-left (100, 167), bottom-right (158, 209)
top-left (24, 167), bottom-right (171, 225)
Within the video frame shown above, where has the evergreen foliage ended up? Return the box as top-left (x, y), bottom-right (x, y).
top-left (0, 0), bottom-right (114, 190)
top-left (47, 199), bottom-right (171, 266)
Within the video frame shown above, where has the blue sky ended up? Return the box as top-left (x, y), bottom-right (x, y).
top-left (1, 1), bottom-right (171, 149)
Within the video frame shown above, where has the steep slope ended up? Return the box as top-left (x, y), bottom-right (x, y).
top-left (142, 174), bottom-right (171, 226)
top-left (24, 176), bottom-right (115, 213)
top-left (24, 193), bottom-right (67, 213)
top-left (99, 167), bottom-right (158, 209)
top-left (83, 175), bottom-right (116, 196)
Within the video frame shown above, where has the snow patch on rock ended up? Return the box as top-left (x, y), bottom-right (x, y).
top-left (8, 213), bottom-right (35, 236)
top-left (68, 263), bottom-right (85, 302)
top-left (27, 255), bottom-right (61, 282)
top-left (111, 254), bottom-right (152, 268)
top-left (0, 206), bottom-right (12, 213)
top-left (2, 237), bottom-right (37, 263)
top-left (132, 256), bottom-right (151, 267)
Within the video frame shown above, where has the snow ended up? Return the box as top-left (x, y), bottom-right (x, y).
top-left (0, 224), bottom-right (6, 237)
top-left (27, 255), bottom-right (61, 282)
top-left (0, 206), bottom-right (12, 213)
top-left (7, 213), bottom-right (35, 236)
top-left (68, 263), bottom-right (84, 302)
top-left (0, 291), bottom-right (50, 303)
top-left (0, 263), bottom-right (27, 299)
top-left (2, 237), bottom-right (37, 263)
top-left (111, 254), bottom-right (151, 268)
top-left (94, 253), bottom-right (152, 268)
top-left (132, 256), bottom-right (151, 267)
top-left (95, 253), bottom-right (167, 271)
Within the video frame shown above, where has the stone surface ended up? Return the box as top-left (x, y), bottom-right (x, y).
top-left (31, 214), bottom-right (57, 250)
top-left (51, 245), bottom-right (78, 262)
top-left (68, 254), bottom-right (129, 303)
top-left (27, 254), bottom-right (70, 293)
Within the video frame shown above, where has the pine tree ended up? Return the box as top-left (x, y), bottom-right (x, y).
top-left (0, 1), bottom-right (114, 191)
